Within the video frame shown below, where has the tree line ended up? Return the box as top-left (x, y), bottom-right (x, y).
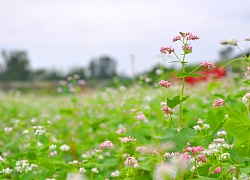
top-left (0, 50), bottom-right (118, 81)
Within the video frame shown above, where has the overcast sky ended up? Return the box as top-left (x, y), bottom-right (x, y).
top-left (0, 0), bottom-right (250, 76)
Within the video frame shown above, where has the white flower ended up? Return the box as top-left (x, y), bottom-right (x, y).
top-left (111, 170), bottom-right (120, 177)
top-left (50, 150), bottom-right (58, 157)
top-left (60, 144), bottom-right (70, 151)
top-left (81, 154), bottom-right (88, 159)
top-left (33, 126), bottom-right (46, 136)
top-left (79, 167), bottom-right (86, 174)
top-left (49, 144), bottom-right (57, 151)
top-left (0, 156), bottom-right (5, 161)
top-left (37, 142), bottom-right (43, 147)
top-left (220, 153), bottom-right (230, 160)
top-left (217, 130), bottom-right (227, 136)
top-left (203, 124), bottom-right (210, 129)
top-left (4, 127), bottom-right (13, 133)
top-left (193, 125), bottom-right (201, 131)
top-left (0, 167), bottom-right (13, 175)
top-left (22, 130), bottom-right (29, 134)
top-left (91, 167), bottom-right (99, 173)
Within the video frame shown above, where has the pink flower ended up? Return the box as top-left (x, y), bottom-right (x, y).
top-left (197, 154), bottom-right (207, 163)
top-left (187, 32), bottom-right (199, 41)
top-left (211, 167), bottom-right (221, 174)
top-left (137, 112), bottom-right (146, 121)
top-left (158, 80), bottom-right (172, 88)
top-left (99, 140), bottom-right (114, 149)
top-left (182, 45), bottom-right (193, 53)
top-left (185, 146), bottom-right (204, 155)
top-left (245, 65), bottom-right (250, 75)
top-left (213, 98), bottom-right (226, 107)
top-left (173, 36), bottom-right (182, 42)
top-left (161, 106), bottom-right (174, 115)
top-left (160, 46), bottom-right (175, 54)
top-left (124, 157), bottom-right (139, 168)
top-left (199, 61), bottom-right (215, 69)
top-left (118, 136), bottom-right (137, 143)
top-left (116, 127), bottom-right (126, 134)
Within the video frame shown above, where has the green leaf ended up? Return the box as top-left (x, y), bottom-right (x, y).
top-left (223, 109), bottom-right (250, 156)
top-left (243, 80), bottom-right (250, 86)
top-left (223, 109), bottom-right (250, 140)
top-left (167, 95), bottom-right (190, 108)
top-left (160, 128), bottom-right (197, 151)
top-left (39, 158), bottom-right (56, 172)
top-left (175, 72), bottom-right (203, 78)
top-left (234, 140), bottom-right (250, 157)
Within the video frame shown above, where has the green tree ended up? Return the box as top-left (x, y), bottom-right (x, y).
top-left (88, 56), bottom-right (117, 79)
top-left (1, 50), bottom-right (31, 81)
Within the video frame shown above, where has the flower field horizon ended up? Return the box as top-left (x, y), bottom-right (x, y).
top-left (1, 32), bottom-right (250, 179)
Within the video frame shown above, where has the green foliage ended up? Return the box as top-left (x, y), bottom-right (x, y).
top-left (224, 109), bottom-right (250, 157)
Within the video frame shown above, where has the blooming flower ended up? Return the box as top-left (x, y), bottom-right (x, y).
top-left (33, 126), bottom-right (46, 136)
top-left (211, 167), bottom-right (221, 174)
top-left (182, 45), bottom-right (193, 53)
top-left (116, 127), bottom-right (126, 134)
top-left (79, 167), bottom-right (86, 174)
top-left (158, 80), bottom-right (172, 88)
top-left (160, 46), bottom-right (175, 54)
top-left (173, 36), bottom-right (182, 42)
top-left (242, 93), bottom-right (250, 106)
top-left (91, 167), bottom-right (99, 173)
top-left (4, 127), bottom-right (13, 133)
top-left (199, 61), bottom-right (215, 69)
top-left (137, 112), bottom-right (146, 121)
top-left (161, 106), bottom-right (174, 115)
top-left (111, 170), bottom-right (120, 177)
top-left (245, 65), bottom-right (250, 75)
top-left (60, 144), bottom-right (70, 151)
top-left (118, 136), bottom-right (137, 143)
top-left (220, 39), bottom-right (238, 46)
top-left (0, 168), bottom-right (13, 175)
top-left (99, 140), bottom-right (114, 149)
top-left (213, 98), bottom-right (226, 107)
top-left (187, 32), bottom-right (199, 41)
top-left (124, 157), bottom-right (139, 168)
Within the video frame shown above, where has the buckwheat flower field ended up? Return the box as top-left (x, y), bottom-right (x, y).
top-left (1, 32), bottom-right (250, 180)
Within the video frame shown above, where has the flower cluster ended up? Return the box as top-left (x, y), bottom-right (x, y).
top-left (15, 160), bottom-right (37, 173)
top-left (193, 119), bottom-right (210, 131)
top-left (0, 168), bottom-right (13, 175)
top-left (179, 32), bottom-right (199, 41)
top-left (242, 92), bottom-right (250, 106)
top-left (182, 44), bottom-right (193, 53)
top-left (60, 144), bottom-right (70, 151)
top-left (220, 39), bottom-right (238, 46)
top-left (161, 105), bottom-right (174, 115)
top-left (137, 112), bottom-right (146, 121)
top-left (116, 127), bottom-right (126, 134)
top-left (213, 98), bottom-right (226, 107)
top-left (124, 156), bottom-right (139, 168)
top-left (211, 167), bottom-right (221, 174)
top-left (245, 65), bottom-right (250, 75)
top-left (99, 140), bottom-right (114, 149)
top-left (111, 170), bottom-right (120, 177)
top-left (160, 46), bottom-right (175, 54)
top-left (199, 61), bottom-right (215, 69)
top-left (118, 136), bottom-right (137, 143)
top-left (158, 80), bottom-right (172, 88)
top-left (33, 126), bottom-right (46, 136)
